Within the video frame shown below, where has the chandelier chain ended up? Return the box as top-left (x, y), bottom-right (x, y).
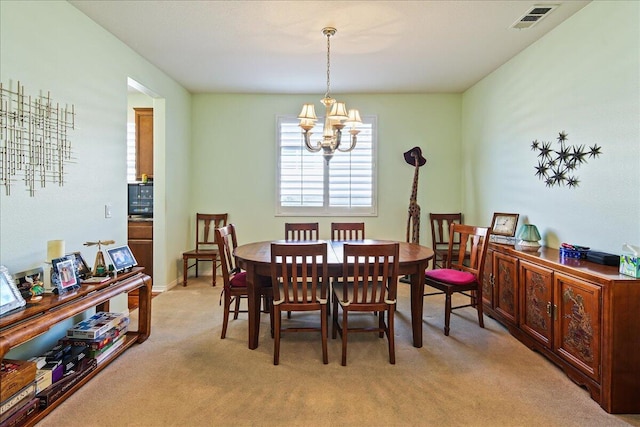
top-left (325, 31), bottom-right (331, 99)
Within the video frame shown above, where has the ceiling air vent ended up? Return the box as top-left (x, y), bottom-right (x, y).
top-left (511, 4), bottom-right (559, 29)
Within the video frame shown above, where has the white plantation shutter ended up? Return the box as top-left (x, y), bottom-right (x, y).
top-left (276, 116), bottom-right (377, 216)
top-left (127, 122), bottom-right (136, 182)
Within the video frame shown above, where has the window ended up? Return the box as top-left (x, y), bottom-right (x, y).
top-left (276, 115), bottom-right (377, 216)
top-left (126, 122), bottom-right (136, 182)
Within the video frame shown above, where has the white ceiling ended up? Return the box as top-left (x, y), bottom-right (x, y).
top-left (69, 0), bottom-right (590, 94)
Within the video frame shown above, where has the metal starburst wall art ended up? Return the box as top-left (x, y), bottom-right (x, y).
top-left (531, 131), bottom-right (602, 188)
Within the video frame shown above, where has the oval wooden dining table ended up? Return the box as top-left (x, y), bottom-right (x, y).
top-left (234, 239), bottom-right (434, 350)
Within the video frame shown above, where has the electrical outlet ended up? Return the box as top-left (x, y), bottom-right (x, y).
top-left (105, 204), bottom-right (112, 218)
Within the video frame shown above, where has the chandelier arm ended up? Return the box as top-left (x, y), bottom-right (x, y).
top-left (303, 130), bottom-right (322, 152)
top-left (336, 133), bottom-right (358, 153)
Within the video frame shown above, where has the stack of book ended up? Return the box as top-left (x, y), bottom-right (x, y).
top-left (62, 312), bottom-right (130, 365)
top-left (31, 312), bottom-right (129, 411)
top-left (0, 359), bottom-right (38, 427)
top-left (35, 358), bottom-right (97, 410)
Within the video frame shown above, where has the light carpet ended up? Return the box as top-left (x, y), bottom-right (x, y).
top-left (36, 276), bottom-right (640, 427)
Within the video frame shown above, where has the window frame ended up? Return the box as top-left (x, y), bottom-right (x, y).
top-left (275, 115), bottom-right (378, 217)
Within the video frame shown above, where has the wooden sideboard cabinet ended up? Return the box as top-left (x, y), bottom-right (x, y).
top-left (0, 268), bottom-right (152, 426)
top-left (482, 244), bottom-right (640, 413)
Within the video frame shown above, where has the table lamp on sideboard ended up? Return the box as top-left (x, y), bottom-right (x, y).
top-left (517, 224), bottom-right (541, 251)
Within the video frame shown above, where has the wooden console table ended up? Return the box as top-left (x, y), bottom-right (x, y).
top-left (482, 244), bottom-right (640, 413)
top-left (0, 267), bottom-right (152, 425)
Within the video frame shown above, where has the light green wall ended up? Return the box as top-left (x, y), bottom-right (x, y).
top-left (3, 0), bottom-right (637, 357)
top-left (461, 0), bottom-right (640, 253)
top-left (190, 93), bottom-right (462, 244)
top-left (0, 1), bottom-right (191, 356)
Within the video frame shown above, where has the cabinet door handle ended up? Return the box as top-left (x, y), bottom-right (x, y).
top-left (546, 302), bottom-right (552, 318)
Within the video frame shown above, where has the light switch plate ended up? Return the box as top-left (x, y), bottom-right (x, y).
top-left (105, 204), bottom-right (112, 218)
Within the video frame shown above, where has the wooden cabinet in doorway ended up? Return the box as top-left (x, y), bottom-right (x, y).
top-left (128, 220), bottom-right (153, 308)
top-left (134, 107), bottom-right (153, 180)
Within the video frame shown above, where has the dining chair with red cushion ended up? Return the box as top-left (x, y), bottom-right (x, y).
top-left (216, 224), bottom-right (272, 339)
top-left (424, 223), bottom-right (490, 336)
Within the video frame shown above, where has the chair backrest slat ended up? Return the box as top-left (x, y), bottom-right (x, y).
top-left (285, 222), bottom-right (319, 241)
top-left (342, 243), bottom-right (399, 305)
top-left (197, 213), bottom-right (228, 250)
top-left (331, 222), bottom-right (365, 241)
top-left (446, 223), bottom-right (489, 277)
top-left (430, 213), bottom-right (462, 250)
top-left (271, 242), bottom-right (327, 305)
top-left (215, 223), bottom-right (238, 286)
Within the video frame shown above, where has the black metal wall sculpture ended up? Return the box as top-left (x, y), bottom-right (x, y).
top-left (531, 131), bottom-right (601, 188)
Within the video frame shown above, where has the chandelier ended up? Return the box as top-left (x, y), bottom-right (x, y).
top-left (298, 27), bottom-right (362, 163)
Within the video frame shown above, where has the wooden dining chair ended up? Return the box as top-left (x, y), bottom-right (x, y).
top-left (270, 242), bottom-right (329, 365)
top-left (424, 223), bottom-right (490, 336)
top-left (331, 222), bottom-right (365, 241)
top-left (330, 222), bottom-right (366, 308)
top-left (429, 213), bottom-right (462, 270)
top-left (332, 242), bottom-right (400, 366)
top-left (284, 222), bottom-right (319, 241)
top-left (182, 213), bottom-right (227, 287)
top-left (216, 224), bottom-right (272, 339)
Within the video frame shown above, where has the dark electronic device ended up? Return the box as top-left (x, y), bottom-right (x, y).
top-left (128, 182), bottom-right (153, 217)
top-left (586, 251), bottom-right (620, 266)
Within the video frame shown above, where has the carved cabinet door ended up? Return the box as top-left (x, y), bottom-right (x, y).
top-left (493, 252), bottom-right (519, 325)
top-left (554, 272), bottom-right (601, 381)
top-left (481, 248), bottom-right (494, 308)
top-left (519, 261), bottom-right (553, 349)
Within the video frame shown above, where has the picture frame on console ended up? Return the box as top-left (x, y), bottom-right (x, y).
top-left (107, 245), bottom-right (138, 273)
top-left (0, 265), bottom-right (26, 316)
top-left (67, 251), bottom-right (92, 279)
top-left (13, 266), bottom-right (45, 301)
top-left (489, 212), bottom-right (519, 244)
top-left (52, 256), bottom-right (81, 295)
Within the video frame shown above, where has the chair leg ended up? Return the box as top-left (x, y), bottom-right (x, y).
top-left (341, 308), bottom-right (348, 366)
top-left (444, 291), bottom-right (452, 336)
top-left (378, 309), bottom-right (384, 338)
top-left (269, 297), bottom-right (275, 339)
top-left (183, 257), bottom-right (188, 287)
top-left (221, 289), bottom-right (230, 339)
top-left (195, 259), bottom-right (199, 278)
top-left (321, 305), bottom-right (328, 364)
top-left (388, 305), bottom-right (396, 364)
top-left (475, 290), bottom-right (485, 328)
top-left (273, 306), bottom-right (281, 365)
top-left (212, 255), bottom-right (217, 287)
top-left (331, 298), bottom-right (338, 339)
top-left (233, 295), bottom-right (241, 320)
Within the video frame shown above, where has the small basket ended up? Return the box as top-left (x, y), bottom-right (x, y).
top-left (559, 247), bottom-right (589, 259)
